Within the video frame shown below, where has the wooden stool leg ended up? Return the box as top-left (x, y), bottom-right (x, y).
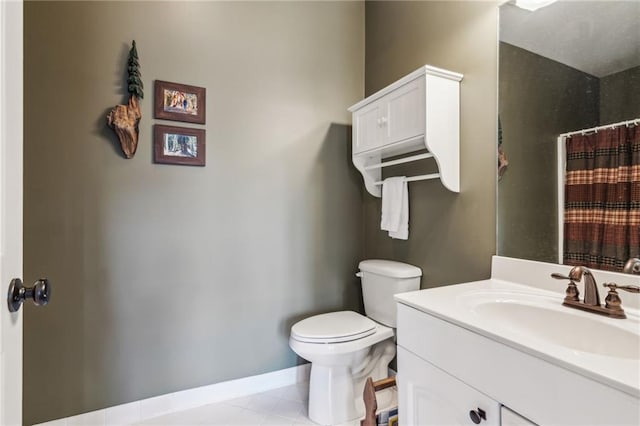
top-left (361, 377), bottom-right (378, 426)
top-left (361, 377), bottom-right (396, 426)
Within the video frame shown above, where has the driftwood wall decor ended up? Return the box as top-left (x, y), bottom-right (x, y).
top-left (107, 40), bottom-right (143, 158)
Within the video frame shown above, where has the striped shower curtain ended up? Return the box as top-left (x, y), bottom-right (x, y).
top-left (564, 125), bottom-right (640, 271)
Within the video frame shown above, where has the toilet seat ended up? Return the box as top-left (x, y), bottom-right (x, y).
top-left (291, 311), bottom-right (376, 343)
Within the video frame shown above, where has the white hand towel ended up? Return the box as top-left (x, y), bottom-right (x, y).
top-left (389, 179), bottom-right (409, 240)
top-left (380, 177), bottom-right (409, 239)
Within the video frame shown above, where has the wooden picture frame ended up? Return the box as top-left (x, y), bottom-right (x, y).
top-left (154, 80), bottom-right (206, 124)
top-left (153, 125), bottom-right (205, 166)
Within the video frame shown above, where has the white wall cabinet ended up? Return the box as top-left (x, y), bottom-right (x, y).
top-left (348, 65), bottom-right (463, 197)
top-left (398, 347), bottom-right (500, 426)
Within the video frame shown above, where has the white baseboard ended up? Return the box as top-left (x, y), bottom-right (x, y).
top-left (35, 364), bottom-right (311, 426)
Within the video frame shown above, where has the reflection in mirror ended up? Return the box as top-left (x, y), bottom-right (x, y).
top-left (497, 1), bottom-right (640, 272)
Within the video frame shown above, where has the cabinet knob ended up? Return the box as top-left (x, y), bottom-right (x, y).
top-left (469, 408), bottom-right (486, 424)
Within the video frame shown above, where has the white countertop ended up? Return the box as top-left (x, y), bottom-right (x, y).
top-left (394, 257), bottom-right (640, 399)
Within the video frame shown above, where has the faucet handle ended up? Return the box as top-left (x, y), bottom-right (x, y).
top-left (551, 272), bottom-right (580, 302)
top-left (601, 283), bottom-right (630, 315)
top-left (603, 283), bottom-right (640, 294)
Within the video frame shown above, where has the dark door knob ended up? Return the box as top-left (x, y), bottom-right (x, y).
top-left (469, 408), bottom-right (486, 424)
top-left (7, 278), bottom-right (51, 312)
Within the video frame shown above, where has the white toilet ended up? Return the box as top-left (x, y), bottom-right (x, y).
top-left (289, 259), bottom-right (422, 425)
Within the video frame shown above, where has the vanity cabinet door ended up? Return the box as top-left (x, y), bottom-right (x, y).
top-left (398, 347), bottom-right (500, 426)
top-left (501, 407), bottom-right (537, 426)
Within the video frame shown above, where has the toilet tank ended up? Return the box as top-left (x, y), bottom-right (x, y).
top-left (358, 259), bottom-right (422, 327)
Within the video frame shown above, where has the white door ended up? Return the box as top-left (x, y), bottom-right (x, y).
top-left (0, 0), bottom-right (24, 424)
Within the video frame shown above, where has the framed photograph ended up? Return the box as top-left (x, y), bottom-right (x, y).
top-left (153, 125), bottom-right (205, 166)
top-left (154, 80), bottom-right (206, 124)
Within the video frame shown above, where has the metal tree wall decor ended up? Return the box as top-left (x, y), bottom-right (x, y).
top-left (107, 40), bottom-right (143, 158)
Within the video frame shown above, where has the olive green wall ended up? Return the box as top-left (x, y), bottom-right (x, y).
top-left (363, 1), bottom-right (499, 288)
top-left (498, 43), bottom-right (599, 263)
top-left (24, 1), bottom-right (364, 424)
top-left (600, 65), bottom-right (640, 124)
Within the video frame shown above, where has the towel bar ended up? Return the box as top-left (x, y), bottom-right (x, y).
top-left (363, 153), bottom-right (434, 171)
top-left (373, 173), bottom-right (440, 186)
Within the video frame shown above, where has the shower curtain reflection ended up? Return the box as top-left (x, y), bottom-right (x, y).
top-left (564, 124), bottom-right (640, 271)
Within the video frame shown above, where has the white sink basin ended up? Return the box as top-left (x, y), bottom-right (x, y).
top-left (472, 300), bottom-right (640, 359)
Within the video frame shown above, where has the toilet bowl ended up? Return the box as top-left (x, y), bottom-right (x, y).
top-left (289, 260), bottom-right (422, 425)
top-left (289, 311), bottom-right (396, 426)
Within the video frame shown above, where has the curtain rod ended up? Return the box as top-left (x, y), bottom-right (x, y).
top-left (559, 118), bottom-right (640, 138)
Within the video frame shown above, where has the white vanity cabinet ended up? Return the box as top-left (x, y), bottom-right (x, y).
top-left (398, 347), bottom-right (500, 425)
top-left (396, 295), bottom-right (640, 426)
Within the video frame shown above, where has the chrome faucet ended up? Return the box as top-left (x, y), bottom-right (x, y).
top-left (568, 266), bottom-right (600, 306)
top-left (552, 265), bottom-right (640, 319)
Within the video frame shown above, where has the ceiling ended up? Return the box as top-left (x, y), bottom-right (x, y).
top-left (500, 1), bottom-right (640, 78)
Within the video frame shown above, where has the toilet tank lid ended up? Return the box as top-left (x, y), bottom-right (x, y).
top-left (358, 260), bottom-right (422, 278)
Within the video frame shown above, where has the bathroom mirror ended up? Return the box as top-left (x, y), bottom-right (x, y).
top-left (497, 0), bottom-right (640, 271)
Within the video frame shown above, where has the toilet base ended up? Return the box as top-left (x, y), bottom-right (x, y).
top-left (306, 339), bottom-right (396, 425)
top-left (308, 364), bottom-right (357, 425)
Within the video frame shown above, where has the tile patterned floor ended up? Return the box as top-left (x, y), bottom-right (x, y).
top-left (133, 382), bottom-right (360, 426)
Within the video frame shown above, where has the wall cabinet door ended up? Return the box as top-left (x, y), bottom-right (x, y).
top-left (352, 78), bottom-right (425, 155)
top-left (384, 77), bottom-right (425, 145)
top-left (353, 100), bottom-right (382, 154)
top-left (398, 347), bottom-right (500, 426)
